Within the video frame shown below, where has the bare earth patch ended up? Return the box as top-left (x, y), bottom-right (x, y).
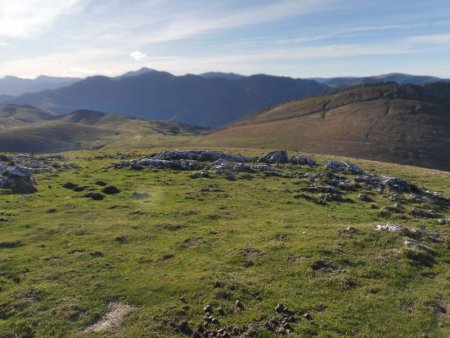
top-left (84, 302), bottom-right (134, 333)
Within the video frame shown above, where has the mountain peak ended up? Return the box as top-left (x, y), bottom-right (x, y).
top-left (122, 67), bottom-right (158, 78)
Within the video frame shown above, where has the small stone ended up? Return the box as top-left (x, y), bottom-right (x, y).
top-left (197, 324), bottom-right (206, 333)
top-left (410, 208), bottom-right (433, 218)
top-left (217, 306), bottom-right (225, 315)
top-left (346, 226), bottom-right (356, 233)
top-left (358, 193), bottom-right (372, 202)
top-left (303, 312), bottom-right (312, 320)
top-left (63, 182), bottom-right (78, 189)
top-left (102, 186), bottom-right (121, 195)
top-left (85, 192), bottom-right (104, 200)
top-left (235, 299), bottom-right (244, 309)
top-left (404, 239), bottom-right (416, 248)
top-left (204, 304), bottom-right (212, 313)
top-left (178, 320), bottom-right (192, 335)
top-left (275, 304), bottom-right (285, 313)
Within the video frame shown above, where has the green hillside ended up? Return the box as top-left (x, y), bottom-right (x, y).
top-left (0, 148), bottom-right (449, 337)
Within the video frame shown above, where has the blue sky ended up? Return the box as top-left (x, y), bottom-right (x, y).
top-left (1, 0), bottom-right (450, 78)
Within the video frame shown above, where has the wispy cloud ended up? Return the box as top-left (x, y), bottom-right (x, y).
top-left (2, 0), bottom-right (450, 78)
top-left (0, 0), bottom-right (84, 38)
top-left (406, 33), bottom-right (450, 44)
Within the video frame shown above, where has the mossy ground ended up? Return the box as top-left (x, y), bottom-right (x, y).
top-left (0, 148), bottom-right (449, 337)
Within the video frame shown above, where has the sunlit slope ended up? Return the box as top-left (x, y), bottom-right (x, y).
top-left (205, 83), bottom-right (450, 171)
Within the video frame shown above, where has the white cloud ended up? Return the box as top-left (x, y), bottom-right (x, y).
top-left (129, 50), bottom-right (146, 61)
top-left (0, 0), bottom-right (83, 38)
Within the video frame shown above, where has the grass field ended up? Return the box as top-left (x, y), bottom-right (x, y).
top-left (0, 148), bottom-right (449, 337)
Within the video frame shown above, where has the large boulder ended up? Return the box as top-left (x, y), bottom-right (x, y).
top-left (207, 159), bottom-right (254, 174)
top-left (324, 160), bottom-right (364, 174)
top-left (149, 150), bottom-right (251, 163)
top-left (0, 165), bottom-right (37, 194)
top-left (380, 176), bottom-right (421, 194)
top-left (290, 155), bottom-right (316, 166)
top-left (131, 158), bottom-right (203, 171)
top-left (259, 150), bottom-right (289, 164)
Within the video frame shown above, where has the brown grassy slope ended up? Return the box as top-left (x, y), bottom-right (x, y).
top-left (0, 105), bottom-right (54, 129)
top-left (205, 83), bottom-right (450, 171)
top-left (0, 107), bottom-right (206, 152)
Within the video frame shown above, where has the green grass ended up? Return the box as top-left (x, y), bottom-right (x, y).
top-left (0, 148), bottom-right (449, 337)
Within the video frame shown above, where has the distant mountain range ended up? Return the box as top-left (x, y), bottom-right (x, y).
top-left (311, 73), bottom-right (449, 88)
top-left (0, 75), bottom-right (80, 96)
top-left (1, 70), bottom-right (327, 127)
top-left (1, 69), bottom-right (449, 128)
top-left (206, 82), bottom-right (450, 171)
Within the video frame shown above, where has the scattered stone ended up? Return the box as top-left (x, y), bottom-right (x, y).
top-left (85, 192), bottom-right (105, 201)
top-left (203, 304), bottom-right (212, 314)
top-left (375, 223), bottom-right (404, 233)
top-left (404, 239), bottom-right (417, 248)
top-left (102, 186), bottom-right (121, 195)
top-left (259, 150), bottom-right (289, 164)
top-left (324, 160), bottom-right (364, 174)
top-left (63, 182), bottom-right (78, 189)
top-left (131, 192), bottom-right (149, 200)
top-left (290, 155), bottom-right (316, 166)
top-left (438, 218), bottom-right (450, 225)
top-left (178, 319), bottom-right (192, 335)
top-left (302, 312), bottom-right (312, 320)
top-left (383, 205), bottom-right (402, 213)
top-left (242, 248), bottom-right (263, 257)
top-left (346, 226), bottom-right (357, 233)
top-left (311, 260), bottom-right (334, 271)
top-left (358, 193), bottom-right (373, 202)
top-left (410, 208), bottom-right (434, 218)
top-left (95, 180), bottom-right (107, 186)
top-left (235, 299), bottom-right (244, 309)
top-left (190, 171), bottom-right (210, 179)
top-left (217, 306), bottom-right (225, 316)
top-left (150, 150), bottom-right (251, 163)
top-left (274, 304), bottom-right (288, 313)
top-left (381, 176), bottom-right (420, 194)
top-left (131, 158), bottom-right (204, 171)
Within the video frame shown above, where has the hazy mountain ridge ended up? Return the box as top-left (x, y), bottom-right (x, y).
top-left (4, 70), bottom-right (328, 127)
top-left (312, 73), bottom-right (449, 88)
top-left (0, 75), bottom-right (81, 97)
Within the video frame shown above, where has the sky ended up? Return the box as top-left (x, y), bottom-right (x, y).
top-left (1, 0), bottom-right (450, 79)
